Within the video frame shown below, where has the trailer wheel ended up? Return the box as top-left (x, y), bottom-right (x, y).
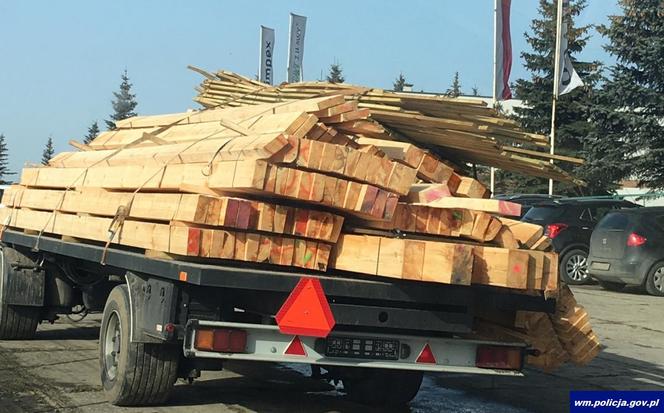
top-left (342, 368), bottom-right (423, 406)
top-left (0, 247), bottom-right (40, 340)
top-left (100, 285), bottom-right (179, 406)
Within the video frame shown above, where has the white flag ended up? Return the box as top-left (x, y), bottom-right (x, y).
top-left (287, 13), bottom-right (307, 83)
top-left (259, 26), bottom-right (275, 85)
top-left (556, 1), bottom-right (583, 96)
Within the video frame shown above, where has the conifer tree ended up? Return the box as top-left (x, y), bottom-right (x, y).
top-left (497, 0), bottom-right (601, 195)
top-left (106, 70), bottom-right (138, 130)
top-left (446, 72), bottom-right (462, 97)
top-left (581, 0), bottom-right (664, 191)
top-left (41, 137), bottom-right (55, 165)
top-left (83, 121), bottom-right (100, 145)
top-left (326, 62), bottom-right (345, 84)
top-left (0, 134), bottom-right (11, 185)
top-left (393, 72), bottom-right (407, 91)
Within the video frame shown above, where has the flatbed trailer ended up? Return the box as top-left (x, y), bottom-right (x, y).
top-left (0, 229), bottom-right (553, 406)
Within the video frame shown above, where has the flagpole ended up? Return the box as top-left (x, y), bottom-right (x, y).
top-left (549, 0), bottom-right (564, 196)
top-left (490, 0), bottom-right (499, 195)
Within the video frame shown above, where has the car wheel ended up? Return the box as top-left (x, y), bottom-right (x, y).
top-left (560, 249), bottom-right (590, 285)
top-left (645, 263), bottom-right (664, 297)
top-left (597, 280), bottom-right (625, 292)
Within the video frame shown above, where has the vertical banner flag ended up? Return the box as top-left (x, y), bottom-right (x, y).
top-left (556, 0), bottom-right (583, 96)
top-left (494, 0), bottom-right (512, 100)
top-left (287, 13), bottom-right (307, 83)
top-left (259, 26), bottom-right (275, 85)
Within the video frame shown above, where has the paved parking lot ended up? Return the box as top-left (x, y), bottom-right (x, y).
top-left (0, 285), bottom-right (662, 413)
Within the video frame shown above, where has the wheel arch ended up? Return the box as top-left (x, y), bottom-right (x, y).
top-left (124, 271), bottom-right (179, 344)
top-left (558, 244), bottom-right (589, 258)
top-left (642, 259), bottom-right (664, 287)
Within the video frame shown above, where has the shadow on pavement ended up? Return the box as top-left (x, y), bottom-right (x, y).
top-left (430, 350), bottom-right (664, 413)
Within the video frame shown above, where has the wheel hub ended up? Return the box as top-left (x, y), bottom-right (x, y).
top-left (104, 311), bottom-right (122, 380)
top-left (566, 254), bottom-right (588, 281)
top-left (654, 268), bottom-right (664, 292)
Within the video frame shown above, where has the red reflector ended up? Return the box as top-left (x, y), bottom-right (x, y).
top-left (476, 345), bottom-right (523, 370)
top-left (212, 329), bottom-right (247, 353)
top-left (627, 232), bottom-right (647, 247)
top-left (284, 336), bottom-right (307, 356)
top-left (276, 277), bottom-right (336, 338)
top-left (545, 223), bottom-right (568, 239)
top-left (416, 343), bottom-right (436, 364)
top-left (194, 328), bottom-right (247, 353)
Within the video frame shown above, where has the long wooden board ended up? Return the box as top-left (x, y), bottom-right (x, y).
top-left (355, 203), bottom-right (502, 242)
top-left (270, 137), bottom-right (417, 195)
top-left (422, 197), bottom-right (522, 217)
top-left (2, 186), bottom-right (344, 242)
top-left (0, 207), bottom-right (331, 270)
top-left (20, 161), bottom-right (399, 221)
top-left (471, 246), bottom-right (558, 291)
top-left (330, 234), bottom-right (473, 285)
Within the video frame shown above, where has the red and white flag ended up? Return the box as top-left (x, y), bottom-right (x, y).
top-left (494, 0), bottom-right (512, 100)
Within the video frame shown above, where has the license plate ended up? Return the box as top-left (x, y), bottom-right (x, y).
top-left (325, 336), bottom-right (400, 360)
top-left (592, 262), bottom-right (610, 270)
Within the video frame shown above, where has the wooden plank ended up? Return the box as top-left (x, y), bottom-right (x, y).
top-left (0, 207), bottom-right (331, 270)
top-left (455, 177), bottom-right (490, 199)
top-left (498, 217), bottom-right (544, 248)
top-left (422, 197), bottom-right (521, 217)
top-left (356, 137), bottom-right (456, 184)
top-left (531, 235), bottom-right (553, 251)
top-left (493, 226), bottom-right (520, 249)
top-left (472, 246), bottom-right (530, 289)
top-left (4, 186), bottom-right (344, 242)
top-left (21, 161), bottom-right (396, 220)
top-left (330, 234), bottom-right (472, 286)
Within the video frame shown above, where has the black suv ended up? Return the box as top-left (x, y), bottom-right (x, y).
top-left (588, 207), bottom-right (664, 296)
top-left (521, 198), bottom-right (639, 285)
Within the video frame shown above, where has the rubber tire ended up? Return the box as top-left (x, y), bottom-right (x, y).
top-left (343, 369), bottom-right (423, 406)
top-left (100, 285), bottom-right (179, 406)
top-left (645, 262), bottom-right (664, 297)
top-left (0, 247), bottom-right (40, 340)
top-left (559, 249), bottom-right (590, 285)
top-left (597, 280), bottom-right (626, 292)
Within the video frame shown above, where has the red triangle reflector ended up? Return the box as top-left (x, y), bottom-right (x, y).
top-left (416, 343), bottom-right (436, 364)
top-left (276, 277), bottom-right (335, 338)
top-left (284, 336), bottom-right (307, 356)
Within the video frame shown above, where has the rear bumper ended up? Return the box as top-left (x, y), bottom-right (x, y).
top-left (588, 256), bottom-right (651, 285)
top-left (183, 320), bottom-right (525, 376)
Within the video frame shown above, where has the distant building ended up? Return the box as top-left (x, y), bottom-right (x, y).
top-left (616, 180), bottom-right (664, 206)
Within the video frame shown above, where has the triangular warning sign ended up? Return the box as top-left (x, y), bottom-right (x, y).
top-left (276, 277), bottom-right (335, 337)
top-left (284, 336), bottom-right (307, 356)
top-left (416, 343), bottom-right (437, 364)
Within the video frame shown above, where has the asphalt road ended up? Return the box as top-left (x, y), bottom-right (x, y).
top-left (0, 285), bottom-right (662, 413)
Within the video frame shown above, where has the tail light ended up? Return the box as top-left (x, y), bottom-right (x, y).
top-left (476, 345), bottom-right (523, 370)
top-left (627, 232), bottom-right (647, 247)
top-left (545, 223), bottom-right (568, 239)
top-left (194, 328), bottom-right (247, 353)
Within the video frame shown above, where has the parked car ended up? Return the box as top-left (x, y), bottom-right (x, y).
top-left (493, 194), bottom-right (563, 218)
top-left (521, 198), bottom-right (639, 285)
top-left (588, 207), bottom-right (664, 296)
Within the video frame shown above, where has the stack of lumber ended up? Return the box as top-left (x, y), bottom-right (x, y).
top-left (0, 75), bottom-right (599, 369)
top-left (191, 68), bottom-right (585, 186)
top-left (550, 285), bottom-right (601, 365)
top-left (471, 285), bottom-right (601, 370)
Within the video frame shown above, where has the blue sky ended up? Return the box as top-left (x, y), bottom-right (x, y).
top-left (0, 0), bottom-right (620, 175)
